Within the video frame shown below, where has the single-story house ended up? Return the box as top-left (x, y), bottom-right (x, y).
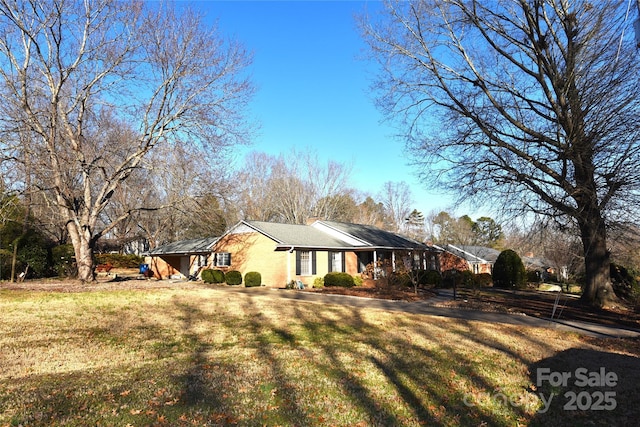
top-left (146, 236), bottom-right (218, 279)
top-left (436, 244), bottom-right (500, 274)
top-left (521, 252), bottom-right (557, 280)
top-left (147, 219), bottom-right (440, 287)
top-left (437, 244), bottom-right (557, 278)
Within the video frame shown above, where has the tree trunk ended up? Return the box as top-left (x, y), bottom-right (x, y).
top-left (10, 240), bottom-right (18, 282)
top-left (578, 213), bottom-right (615, 308)
top-left (67, 222), bottom-right (96, 283)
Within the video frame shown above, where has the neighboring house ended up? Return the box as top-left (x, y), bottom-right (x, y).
top-left (148, 219), bottom-right (440, 287)
top-left (438, 244), bottom-right (557, 279)
top-left (522, 252), bottom-right (557, 280)
top-left (146, 237), bottom-right (218, 279)
top-left (122, 237), bottom-right (150, 256)
top-left (436, 244), bottom-right (500, 274)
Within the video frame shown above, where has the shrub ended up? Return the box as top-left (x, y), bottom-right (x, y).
top-left (201, 269), bottom-right (225, 284)
top-left (441, 269), bottom-right (464, 288)
top-left (201, 269), bottom-right (214, 284)
top-left (18, 232), bottom-right (50, 278)
top-left (473, 273), bottom-right (493, 287)
top-left (312, 277), bottom-right (324, 288)
top-left (460, 270), bottom-right (474, 288)
top-left (425, 270), bottom-right (442, 286)
top-left (0, 228), bottom-right (53, 279)
top-left (212, 269), bottom-right (225, 283)
top-left (225, 270), bottom-right (243, 286)
top-left (388, 271), bottom-right (411, 288)
top-left (94, 253), bottom-right (144, 268)
top-left (527, 269), bottom-right (542, 283)
top-left (415, 269), bottom-right (441, 287)
top-left (50, 244), bottom-right (76, 278)
top-left (245, 271), bottom-right (262, 287)
top-left (353, 275), bottom-right (363, 287)
top-left (324, 272), bottom-right (355, 288)
top-left (610, 263), bottom-right (639, 302)
top-left (492, 249), bottom-right (526, 289)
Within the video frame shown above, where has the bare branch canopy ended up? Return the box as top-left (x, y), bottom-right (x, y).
top-left (362, 0), bottom-right (640, 306)
top-left (0, 0), bottom-right (254, 282)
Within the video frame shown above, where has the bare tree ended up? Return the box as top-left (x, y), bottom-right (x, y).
top-left (378, 181), bottom-right (414, 233)
top-left (0, 1), bottom-right (253, 282)
top-left (233, 150), bottom-right (354, 224)
top-left (363, 0), bottom-right (640, 307)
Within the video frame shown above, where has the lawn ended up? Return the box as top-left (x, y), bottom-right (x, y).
top-left (0, 286), bottom-right (638, 426)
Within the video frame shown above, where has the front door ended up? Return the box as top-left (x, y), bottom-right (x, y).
top-left (180, 256), bottom-right (190, 278)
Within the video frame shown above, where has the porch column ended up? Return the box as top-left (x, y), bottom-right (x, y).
top-left (373, 250), bottom-right (378, 280)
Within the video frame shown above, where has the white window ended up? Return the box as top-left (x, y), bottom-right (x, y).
top-left (215, 252), bottom-right (231, 267)
top-left (330, 252), bottom-right (343, 272)
top-left (300, 251), bottom-right (312, 276)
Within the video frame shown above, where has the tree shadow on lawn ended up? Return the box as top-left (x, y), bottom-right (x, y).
top-left (164, 296), bottom-right (534, 425)
top-left (237, 300), bottom-right (550, 425)
top-left (163, 296), bottom-right (640, 426)
top-left (5, 291), bottom-right (639, 426)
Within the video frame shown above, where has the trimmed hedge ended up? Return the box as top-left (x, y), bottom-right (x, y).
top-left (324, 272), bottom-right (355, 288)
top-left (245, 271), bottom-right (262, 287)
top-left (225, 270), bottom-right (243, 286)
top-left (201, 269), bottom-right (214, 284)
top-left (201, 268), bottom-right (225, 284)
top-left (94, 253), bottom-right (144, 268)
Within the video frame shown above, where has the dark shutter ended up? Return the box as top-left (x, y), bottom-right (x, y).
top-left (312, 251), bottom-right (317, 275)
top-left (295, 251), bottom-right (301, 275)
top-left (328, 252), bottom-right (333, 272)
top-left (341, 252), bottom-right (346, 272)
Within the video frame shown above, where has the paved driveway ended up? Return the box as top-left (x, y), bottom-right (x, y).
top-left (228, 286), bottom-right (640, 339)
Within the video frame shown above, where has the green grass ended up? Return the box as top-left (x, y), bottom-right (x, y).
top-left (0, 287), bottom-right (638, 426)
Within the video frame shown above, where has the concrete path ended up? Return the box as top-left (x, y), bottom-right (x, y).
top-left (242, 287), bottom-right (640, 339)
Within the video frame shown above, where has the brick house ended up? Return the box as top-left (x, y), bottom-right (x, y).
top-left (436, 244), bottom-right (500, 274)
top-left (146, 237), bottom-right (218, 280)
top-left (146, 219), bottom-right (440, 287)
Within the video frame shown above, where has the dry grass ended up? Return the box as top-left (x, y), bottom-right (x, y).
top-left (0, 285), bottom-right (638, 426)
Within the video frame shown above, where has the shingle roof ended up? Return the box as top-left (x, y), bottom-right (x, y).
top-left (244, 221), bottom-right (352, 249)
top-left (440, 244), bottom-right (500, 263)
top-left (152, 220), bottom-right (437, 256)
top-left (148, 237), bottom-right (218, 255)
top-left (315, 220), bottom-right (430, 250)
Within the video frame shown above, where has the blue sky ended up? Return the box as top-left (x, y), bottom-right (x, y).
top-left (196, 1), bottom-right (457, 217)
